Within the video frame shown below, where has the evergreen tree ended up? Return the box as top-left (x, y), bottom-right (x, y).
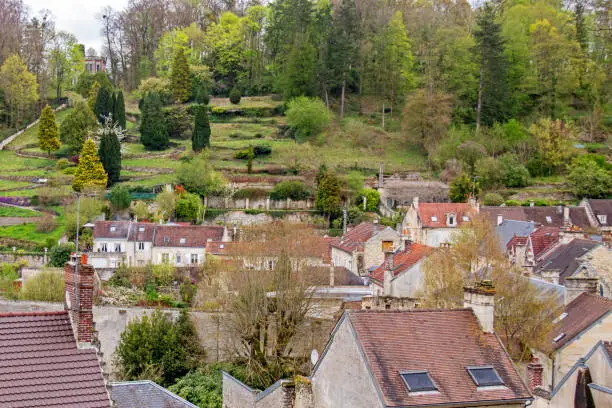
top-left (60, 101), bottom-right (98, 153)
top-left (98, 119), bottom-right (122, 185)
top-left (94, 86), bottom-right (112, 123)
top-left (38, 105), bottom-right (61, 156)
top-left (229, 87), bottom-right (241, 104)
top-left (113, 91), bottom-right (126, 129)
top-left (192, 104), bottom-right (211, 152)
top-left (195, 83), bottom-right (210, 105)
top-left (140, 93), bottom-right (169, 150)
top-left (474, 3), bottom-right (508, 129)
top-left (315, 170), bottom-right (342, 219)
top-left (170, 48), bottom-right (191, 103)
top-left (73, 138), bottom-right (108, 192)
top-left (87, 81), bottom-right (100, 111)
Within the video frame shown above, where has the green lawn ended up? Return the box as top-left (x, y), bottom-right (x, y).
top-left (0, 223), bottom-right (64, 246)
top-left (0, 206), bottom-right (39, 218)
top-left (0, 151), bottom-right (54, 170)
top-left (7, 108), bottom-right (73, 148)
top-left (209, 95), bottom-right (281, 108)
top-left (0, 180), bottom-right (33, 191)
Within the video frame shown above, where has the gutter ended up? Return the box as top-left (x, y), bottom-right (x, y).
top-left (385, 396), bottom-right (532, 408)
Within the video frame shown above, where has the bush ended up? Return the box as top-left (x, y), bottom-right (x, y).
top-left (36, 216), bottom-right (58, 233)
top-left (449, 174), bottom-right (480, 202)
top-left (163, 105), bottom-right (193, 139)
top-left (56, 158), bottom-right (71, 170)
top-left (63, 166), bottom-right (77, 175)
top-left (356, 189), bottom-right (380, 212)
top-left (234, 149), bottom-right (254, 160)
top-left (176, 152), bottom-right (226, 197)
top-left (505, 199), bottom-right (522, 206)
top-left (49, 243), bottom-right (75, 266)
top-left (285, 97), bottom-right (331, 141)
top-left (20, 270), bottom-right (64, 302)
top-left (499, 154), bottom-right (529, 188)
top-left (151, 263), bottom-right (176, 286)
top-left (175, 192), bottom-right (202, 222)
top-left (567, 158), bottom-right (612, 198)
top-left (229, 87), bottom-right (241, 104)
top-left (475, 157), bottom-right (503, 190)
top-left (253, 145), bottom-right (272, 156)
top-left (136, 77), bottom-right (173, 105)
top-left (233, 188), bottom-right (269, 199)
top-left (109, 185), bottom-right (132, 212)
top-left (270, 181), bottom-right (311, 200)
top-left (483, 193), bottom-right (504, 206)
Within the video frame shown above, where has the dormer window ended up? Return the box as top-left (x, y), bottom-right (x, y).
top-left (466, 366), bottom-right (504, 387)
top-left (163, 237), bottom-right (169, 244)
top-left (431, 216), bottom-right (438, 222)
top-left (446, 213), bottom-right (456, 226)
top-left (179, 238), bottom-right (186, 244)
top-left (553, 333), bottom-right (566, 343)
top-left (138, 226), bottom-right (145, 232)
top-left (220, 244), bottom-right (225, 249)
top-left (597, 214), bottom-right (607, 225)
top-left (400, 371), bottom-right (437, 393)
top-left (110, 226), bottom-right (116, 232)
top-left (462, 216), bottom-right (470, 222)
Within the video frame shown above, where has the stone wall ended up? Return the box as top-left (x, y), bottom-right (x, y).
top-left (212, 211), bottom-right (320, 227)
top-left (0, 253), bottom-right (46, 267)
top-left (205, 196), bottom-right (314, 210)
top-left (222, 373), bottom-right (295, 408)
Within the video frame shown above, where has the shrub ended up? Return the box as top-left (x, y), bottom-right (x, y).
top-left (566, 158), bottom-right (612, 198)
top-left (176, 152), bottom-right (226, 197)
top-left (63, 166), bottom-right (77, 175)
top-left (20, 270), bottom-right (64, 302)
top-left (163, 105), bottom-right (193, 139)
top-left (133, 201), bottom-right (151, 221)
top-left (0, 264), bottom-right (20, 299)
top-left (270, 181), bottom-right (311, 201)
top-left (253, 145), bottom-right (272, 156)
top-left (232, 189), bottom-right (269, 199)
top-left (355, 189), bottom-right (380, 212)
top-left (49, 243), bottom-right (74, 266)
top-left (449, 173), bottom-right (480, 202)
top-left (285, 97), bottom-right (331, 141)
top-left (152, 263), bottom-right (176, 286)
top-left (234, 149), bottom-right (254, 160)
top-left (36, 216), bottom-right (58, 233)
top-left (499, 154), bottom-right (530, 188)
top-left (229, 87), bottom-right (241, 104)
top-left (475, 157), bottom-right (503, 190)
top-left (175, 192), bottom-right (202, 222)
top-left (483, 193), bottom-right (504, 206)
top-left (56, 158), bottom-right (71, 170)
top-left (136, 77), bottom-right (172, 105)
top-left (109, 185), bottom-right (132, 212)
top-left (505, 200), bottom-right (522, 206)
top-left (108, 263), bottom-right (131, 288)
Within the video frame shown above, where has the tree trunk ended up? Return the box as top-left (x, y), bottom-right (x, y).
top-left (382, 103), bottom-right (385, 129)
top-left (476, 66), bottom-right (484, 132)
top-left (340, 78), bottom-right (346, 119)
top-left (324, 86), bottom-right (329, 111)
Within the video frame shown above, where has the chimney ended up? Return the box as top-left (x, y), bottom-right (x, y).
top-left (468, 196), bottom-right (480, 213)
top-left (497, 214), bottom-right (503, 226)
top-left (463, 280), bottom-right (495, 333)
top-left (563, 206), bottom-right (570, 228)
top-left (383, 250), bottom-right (394, 297)
top-left (564, 275), bottom-right (599, 304)
top-left (526, 357), bottom-right (544, 392)
top-left (412, 196), bottom-right (419, 210)
top-left (64, 259), bottom-right (95, 346)
top-left (541, 270), bottom-right (560, 285)
top-left (529, 200), bottom-right (535, 207)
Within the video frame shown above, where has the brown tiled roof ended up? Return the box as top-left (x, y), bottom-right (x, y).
top-left (588, 199), bottom-right (612, 222)
top-left (206, 236), bottom-right (332, 263)
top-left (530, 227), bottom-right (560, 258)
top-left (417, 203), bottom-right (476, 228)
top-left (547, 293), bottom-right (612, 352)
top-left (0, 311), bottom-right (110, 408)
top-left (127, 222), bottom-right (155, 242)
top-left (568, 208), bottom-right (591, 229)
top-left (154, 225), bottom-right (224, 247)
top-left (536, 239), bottom-right (600, 282)
top-left (347, 310), bottom-right (531, 407)
top-left (482, 207), bottom-right (528, 224)
top-left (330, 223), bottom-right (385, 254)
top-left (482, 206), bottom-right (592, 229)
top-left (370, 244), bottom-right (433, 283)
top-left (94, 221), bottom-right (131, 239)
top-left (604, 341), bottom-right (612, 360)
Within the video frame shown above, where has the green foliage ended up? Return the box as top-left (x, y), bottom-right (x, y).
top-left (449, 174), bottom-right (480, 202)
top-left (483, 193), bottom-right (504, 206)
top-left (140, 93), bottom-right (169, 151)
top-left (170, 48), bottom-right (191, 103)
top-left (234, 145), bottom-right (270, 159)
top-left (176, 192), bottom-right (202, 222)
top-left (456, 141), bottom-right (487, 174)
top-left (315, 169), bottom-right (342, 217)
top-left (87, 81), bottom-right (101, 111)
top-left (114, 309), bottom-right (205, 386)
top-left (20, 270), bottom-right (64, 302)
top-left (133, 201), bottom-right (151, 221)
top-left (0, 263), bottom-right (20, 299)
top-left (233, 188), bottom-right (269, 199)
top-left (270, 181), bottom-right (311, 201)
top-left (195, 82), bottom-right (210, 105)
top-left (113, 91), bottom-right (126, 129)
top-left (192, 104), bottom-right (210, 151)
top-left (72, 138), bottom-right (108, 192)
top-left (346, 171), bottom-right (365, 194)
top-left (499, 154), bottom-right (530, 188)
top-left (76, 72), bottom-right (112, 98)
top-left (285, 97), bottom-right (330, 141)
top-left (229, 87), bottom-right (241, 104)
top-left (529, 118), bottom-right (575, 175)
top-left (505, 199), bottom-right (522, 206)
top-left (176, 152), bottom-right (225, 196)
top-left (97, 120), bottom-right (122, 185)
top-left (94, 86), bottom-right (112, 123)
top-left (49, 243), bottom-right (75, 267)
top-left (60, 101), bottom-right (98, 153)
top-left (109, 185), bottom-right (132, 212)
top-left (163, 105), bottom-right (192, 139)
top-left (136, 77), bottom-right (173, 105)
top-left (356, 189), bottom-right (380, 212)
top-left (156, 190), bottom-right (177, 221)
top-left (566, 157), bottom-right (612, 198)
top-left (38, 105), bottom-right (61, 155)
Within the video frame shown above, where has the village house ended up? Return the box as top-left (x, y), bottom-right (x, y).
top-left (330, 222), bottom-right (401, 276)
top-left (531, 340), bottom-right (612, 408)
top-left (481, 205), bottom-right (592, 231)
top-left (581, 199), bottom-right (612, 242)
top-left (507, 227), bottom-right (560, 273)
top-left (111, 380), bottom-right (198, 408)
top-left (531, 293), bottom-right (612, 395)
top-left (400, 198), bottom-right (479, 247)
top-left (0, 260), bottom-right (112, 407)
top-left (584, 245), bottom-right (612, 298)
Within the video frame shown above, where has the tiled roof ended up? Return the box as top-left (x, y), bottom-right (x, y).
top-left (481, 206), bottom-right (591, 228)
top-left (127, 222), bottom-right (155, 242)
top-left (330, 223), bottom-right (385, 254)
top-left (111, 380), bottom-right (198, 408)
top-left (547, 293), bottom-right (612, 352)
top-left (0, 311), bottom-right (110, 408)
top-left (347, 310), bottom-right (531, 407)
top-left (588, 199), bottom-right (612, 222)
top-left (370, 244), bottom-right (433, 283)
top-left (94, 221), bottom-right (131, 239)
top-left (153, 225), bottom-right (224, 247)
top-left (496, 220), bottom-right (536, 249)
top-left (604, 341), bottom-right (612, 361)
top-left (530, 227), bottom-right (560, 258)
top-left (417, 203), bottom-right (476, 228)
top-left (568, 208), bottom-right (591, 229)
top-left (481, 207), bottom-right (527, 225)
top-left (536, 239), bottom-right (600, 282)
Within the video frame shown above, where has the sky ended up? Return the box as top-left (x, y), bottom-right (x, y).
top-left (24, 0), bottom-right (128, 54)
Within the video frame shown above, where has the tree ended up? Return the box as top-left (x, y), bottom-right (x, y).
top-left (48, 31), bottom-right (82, 100)
top-left (140, 92), bottom-right (169, 150)
top-left (402, 89), bottom-right (453, 154)
top-left (114, 309), bottom-right (204, 386)
top-left (192, 104), bottom-right (210, 152)
top-left (38, 105), bottom-right (60, 156)
top-left (156, 190), bottom-right (177, 221)
top-left (72, 138), bottom-right (108, 192)
top-left (109, 185), bottom-right (131, 212)
top-left (229, 87), bottom-right (241, 104)
top-left (169, 364), bottom-right (247, 408)
top-left (96, 117), bottom-right (123, 185)
top-left (567, 158), bottom-right (612, 198)
top-left (285, 97), bottom-right (330, 141)
top-left (60, 101), bottom-right (98, 153)
top-left (175, 192), bottom-right (201, 223)
top-left (113, 90), bottom-right (126, 129)
top-left (170, 48), bottom-right (191, 103)
top-left (357, 189), bottom-right (380, 212)
top-left (94, 85), bottom-right (112, 123)
top-left (195, 82), bottom-right (210, 105)
top-left (49, 243), bottom-right (75, 267)
top-left (133, 201), bottom-right (151, 221)
top-left (315, 169), bottom-right (342, 219)
top-left (530, 118), bottom-right (575, 175)
top-left (449, 173), bottom-right (479, 203)
top-left (176, 152), bottom-right (225, 197)
top-left (87, 81), bottom-right (101, 111)
top-left (0, 54), bottom-right (38, 127)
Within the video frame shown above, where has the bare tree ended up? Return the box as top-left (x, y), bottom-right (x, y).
top-left (0, 0), bottom-right (26, 65)
top-left (98, 6), bottom-right (119, 80)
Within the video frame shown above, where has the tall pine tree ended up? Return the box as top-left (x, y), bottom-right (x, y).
top-left (98, 120), bottom-right (122, 185)
top-left (170, 48), bottom-right (191, 103)
top-left (94, 86), bottom-right (112, 123)
top-left (192, 104), bottom-right (211, 152)
top-left (140, 93), bottom-right (169, 150)
top-left (113, 90), bottom-right (127, 129)
top-left (38, 105), bottom-right (61, 156)
top-left (73, 138), bottom-right (108, 192)
top-left (474, 2), bottom-right (508, 129)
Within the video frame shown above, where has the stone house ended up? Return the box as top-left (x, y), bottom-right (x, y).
top-left (369, 243), bottom-right (433, 298)
top-left (330, 223), bottom-right (401, 276)
top-left (481, 205), bottom-right (592, 231)
top-left (531, 340), bottom-right (611, 408)
top-left (507, 227), bottom-right (560, 273)
top-left (584, 245), bottom-right (612, 298)
top-left (151, 225), bottom-right (225, 266)
top-left (400, 198), bottom-right (479, 247)
top-left (581, 199), bottom-right (612, 244)
top-left (531, 293), bottom-right (612, 395)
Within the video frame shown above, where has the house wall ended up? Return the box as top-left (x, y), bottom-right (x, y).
top-left (93, 238), bottom-right (127, 253)
top-left (222, 372), bottom-right (256, 408)
top-left (586, 343), bottom-right (612, 388)
top-left (124, 241), bottom-right (153, 267)
top-left (401, 206), bottom-right (420, 242)
top-left (389, 260), bottom-right (425, 298)
top-left (584, 246), bottom-right (612, 298)
top-left (150, 246), bottom-right (205, 266)
top-left (331, 247), bottom-right (356, 275)
top-left (421, 228), bottom-right (456, 247)
top-left (363, 228), bottom-right (401, 271)
top-left (532, 350), bottom-right (555, 392)
top-left (311, 318), bottom-right (383, 408)
top-left (591, 387), bottom-right (612, 408)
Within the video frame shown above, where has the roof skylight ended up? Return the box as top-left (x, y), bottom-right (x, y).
top-left (553, 333), bottom-right (566, 343)
top-left (400, 371), bottom-right (437, 393)
top-left (431, 216), bottom-right (438, 222)
top-left (466, 366), bottom-right (504, 387)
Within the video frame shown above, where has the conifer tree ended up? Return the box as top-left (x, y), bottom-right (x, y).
top-left (73, 138), bottom-right (108, 192)
top-left (38, 105), bottom-right (61, 156)
top-left (192, 105), bottom-right (210, 152)
top-left (140, 93), bottom-right (169, 150)
top-left (60, 100), bottom-right (98, 153)
top-left (113, 90), bottom-right (127, 129)
top-left (87, 81), bottom-right (101, 111)
top-left (170, 48), bottom-right (191, 103)
top-left (98, 119), bottom-right (123, 185)
top-left (94, 86), bottom-right (112, 123)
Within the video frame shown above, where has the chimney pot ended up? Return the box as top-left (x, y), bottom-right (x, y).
top-left (463, 281), bottom-right (495, 333)
top-left (64, 261), bottom-right (95, 345)
top-left (497, 214), bottom-right (503, 226)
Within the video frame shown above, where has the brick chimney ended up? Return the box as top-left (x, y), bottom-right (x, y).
top-left (64, 259), bottom-right (95, 346)
top-left (563, 206), bottom-right (570, 228)
top-left (526, 357), bottom-right (544, 392)
top-left (464, 280), bottom-right (495, 333)
top-left (383, 250), bottom-right (394, 297)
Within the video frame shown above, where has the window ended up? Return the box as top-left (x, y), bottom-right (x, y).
top-left (176, 255), bottom-right (182, 264)
top-left (553, 333), bottom-right (566, 343)
top-left (191, 254), bottom-right (198, 264)
top-left (546, 216), bottom-right (552, 224)
top-left (101, 243), bottom-right (108, 252)
top-left (220, 244), bottom-right (225, 249)
top-left (431, 216), bottom-right (438, 222)
top-left (110, 226), bottom-right (116, 232)
top-left (161, 253), bottom-right (169, 263)
top-left (447, 214), bottom-right (455, 226)
top-left (138, 242), bottom-right (145, 251)
top-left (163, 237), bottom-right (169, 244)
top-left (462, 216), bottom-right (470, 222)
top-left (598, 214), bottom-right (607, 225)
top-left (138, 226), bottom-right (145, 232)
top-left (466, 366), bottom-right (504, 387)
top-left (268, 260), bottom-right (274, 270)
top-left (553, 312), bottom-right (568, 323)
top-left (114, 243), bottom-right (121, 252)
top-left (179, 238), bottom-right (186, 244)
top-left (400, 371), bottom-right (437, 392)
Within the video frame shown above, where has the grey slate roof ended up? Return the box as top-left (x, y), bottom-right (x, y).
top-left (529, 277), bottom-right (567, 306)
top-left (111, 381), bottom-right (198, 408)
top-left (536, 239), bottom-right (600, 283)
top-left (495, 220), bottom-right (536, 249)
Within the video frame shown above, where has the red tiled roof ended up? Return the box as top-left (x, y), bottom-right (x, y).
top-left (417, 203), bottom-right (476, 228)
top-left (330, 223), bottom-right (386, 254)
top-left (94, 221), bottom-right (131, 239)
top-left (347, 310), bottom-right (531, 406)
top-left (507, 235), bottom-right (528, 251)
top-left (370, 244), bottom-right (433, 283)
top-left (127, 222), bottom-right (155, 242)
top-left (530, 227), bottom-right (559, 258)
top-left (0, 311), bottom-right (110, 408)
top-left (547, 293), bottom-right (612, 352)
top-left (153, 225), bottom-right (224, 247)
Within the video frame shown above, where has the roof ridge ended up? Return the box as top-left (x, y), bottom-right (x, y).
top-left (349, 307), bottom-right (473, 314)
top-left (0, 311), bottom-right (67, 317)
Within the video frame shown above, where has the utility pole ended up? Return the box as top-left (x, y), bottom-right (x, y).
top-left (382, 103), bottom-right (385, 129)
top-left (342, 205), bottom-right (347, 234)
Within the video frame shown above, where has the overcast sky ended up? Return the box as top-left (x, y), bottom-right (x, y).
top-left (24, 0), bottom-right (128, 54)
